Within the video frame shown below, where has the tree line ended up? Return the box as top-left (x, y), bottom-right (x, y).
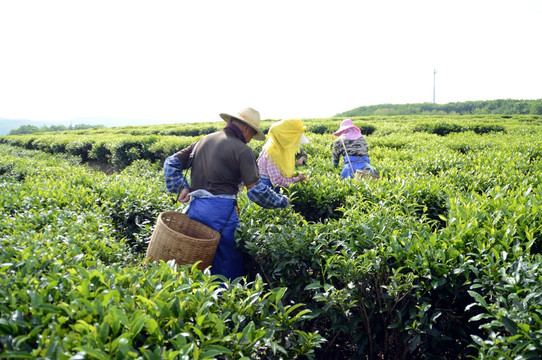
top-left (9, 123), bottom-right (103, 135)
top-left (337, 99), bottom-right (542, 117)
top-left (8, 99), bottom-right (542, 135)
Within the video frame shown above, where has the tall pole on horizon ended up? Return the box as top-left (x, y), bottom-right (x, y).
top-left (433, 69), bottom-right (437, 104)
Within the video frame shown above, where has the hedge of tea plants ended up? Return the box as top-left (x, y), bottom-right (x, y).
top-left (0, 146), bottom-right (324, 359)
top-left (1, 114), bottom-right (541, 359)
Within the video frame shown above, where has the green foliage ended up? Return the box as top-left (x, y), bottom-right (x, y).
top-left (530, 100), bottom-right (542, 115)
top-left (237, 115), bottom-right (542, 358)
top-left (413, 121), bottom-right (506, 136)
top-left (288, 174), bottom-right (352, 222)
top-left (338, 99), bottom-right (542, 117)
top-left (467, 257), bottom-right (542, 358)
top-left (1, 113), bottom-right (542, 359)
top-left (0, 145), bottom-right (323, 359)
top-left (8, 124), bottom-right (41, 135)
top-left (9, 123), bottom-right (103, 135)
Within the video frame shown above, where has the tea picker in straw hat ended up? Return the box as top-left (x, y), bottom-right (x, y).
top-left (331, 119), bottom-right (377, 179)
top-left (257, 118), bottom-right (309, 193)
top-left (164, 107), bottom-right (290, 280)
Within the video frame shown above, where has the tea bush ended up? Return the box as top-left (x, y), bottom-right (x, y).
top-left (236, 117), bottom-right (542, 359)
top-left (413, 121), bottom-right (507, 136)
top-left (0, 145), bottom-right (323, 359)
top-left (1, 114), bottom-right (541, 359)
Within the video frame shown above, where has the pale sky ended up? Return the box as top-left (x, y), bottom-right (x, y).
top-left (1, 0), bottom-right (541, 124)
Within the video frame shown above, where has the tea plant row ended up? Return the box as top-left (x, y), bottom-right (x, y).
top-left (0, 146), bottom-right (323, 359)
top-left (1, 114), bottom-right (541, 359)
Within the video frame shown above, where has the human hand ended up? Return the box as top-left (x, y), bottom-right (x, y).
top-left (297, 173), bottom-right (308, 182)
top-left (178, 188), bottom-right (191, 203)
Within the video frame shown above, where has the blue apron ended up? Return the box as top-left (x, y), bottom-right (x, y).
top-left (341, 155), bottom-right (374, 179)
top-left (187, 194), bottom-right (241, 280)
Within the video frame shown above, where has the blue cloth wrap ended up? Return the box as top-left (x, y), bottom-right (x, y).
top-left (187, 197), bottom-right (241, 280)
top-left (341, 155), bottom-right (373, 179)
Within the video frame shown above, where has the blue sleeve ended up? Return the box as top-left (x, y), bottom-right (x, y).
top-left (247, 181), bottom-right (289, 209)
top-left (164, 155), bottom-right (190, 193)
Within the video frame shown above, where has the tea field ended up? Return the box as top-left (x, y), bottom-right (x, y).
top-left (1, 114), bottom-right (541, 359)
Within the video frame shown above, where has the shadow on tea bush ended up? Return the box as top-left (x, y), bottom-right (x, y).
top-left (414, 122), bottom-right (506, 136)
top-left (413, 122), bottom-right (463, 136)
top-left (467, 123), bottom-right (506, 134)
top-left (306, 123), bottom-right (336, 135)
top-left (288, 180), bottom-right (351, 223)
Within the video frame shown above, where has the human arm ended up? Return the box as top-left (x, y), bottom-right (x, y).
top-left (262, 153), bottom-right (304, 187)
top-left (331, 140), bottom-right (341, 168)
top-left (164, 154), bottom-right (190, 194)
top-left (246, 181), bottom-right (289, 209)
top-left (295, 148), bottom-right (308, 166)
top-left (164, 141), bottom-right (200, 202)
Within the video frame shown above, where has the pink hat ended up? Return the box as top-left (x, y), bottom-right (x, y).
top-left (333, 119), bottom-right (361, 137)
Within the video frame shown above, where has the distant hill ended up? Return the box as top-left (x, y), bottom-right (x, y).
top-left (337, 99), bottom-right (542, 117)
top-left (0, 117), bottom-right (175, 135)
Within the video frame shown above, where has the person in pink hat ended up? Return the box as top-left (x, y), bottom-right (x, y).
top-left (331, 119), bottom-right (376, 179)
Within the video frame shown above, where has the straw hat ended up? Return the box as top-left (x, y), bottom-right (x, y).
top-left (219, 107), bottom-right (266, 141)
top-left (333, 118), bottom-right (360, 137)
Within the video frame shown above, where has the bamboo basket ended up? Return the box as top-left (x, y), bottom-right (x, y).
top-left (354, 169), bottom-right (380, 181)
top-left (146, 211), bottom-right (220, 270)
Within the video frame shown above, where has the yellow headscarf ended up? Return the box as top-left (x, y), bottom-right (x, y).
top-left (262, 119), bottom-right (306, 178)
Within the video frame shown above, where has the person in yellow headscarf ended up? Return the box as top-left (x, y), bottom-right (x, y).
top-left (257, 118), bottom-right (309, 193)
